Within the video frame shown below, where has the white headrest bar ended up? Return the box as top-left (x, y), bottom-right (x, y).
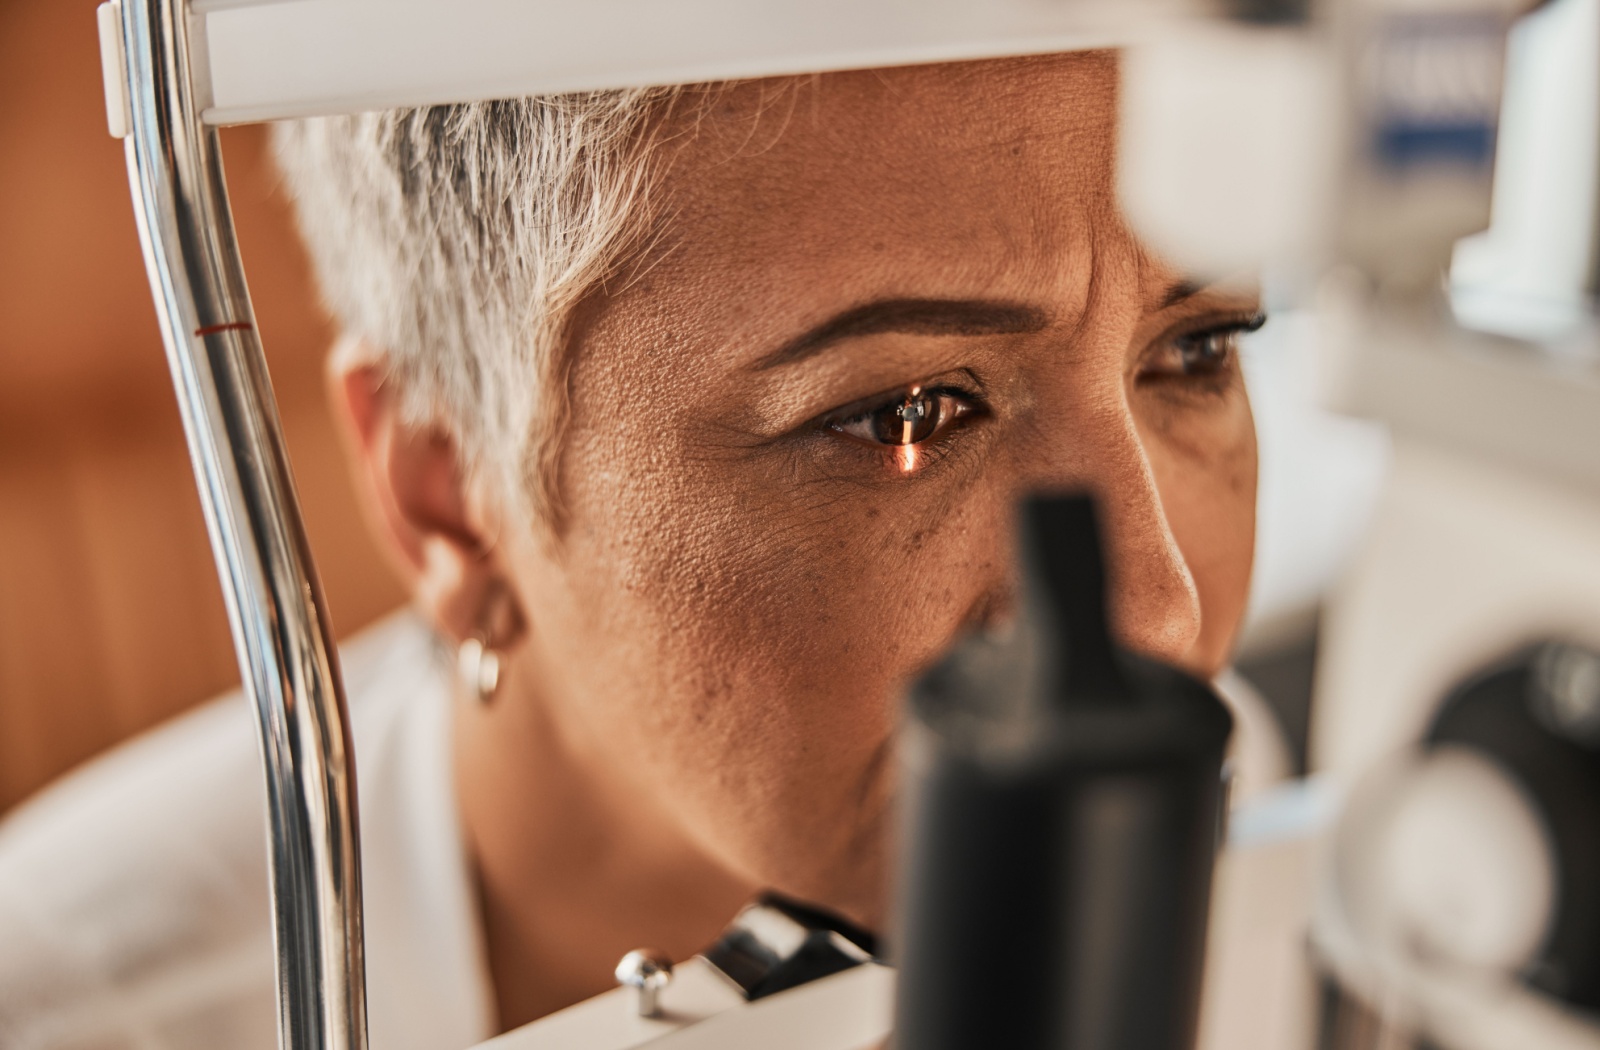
top-left (194, 0), bottom-right (1175, 125)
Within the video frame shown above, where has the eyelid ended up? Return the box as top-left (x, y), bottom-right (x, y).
top-left (1174, 311), bottom-right (1267, 343)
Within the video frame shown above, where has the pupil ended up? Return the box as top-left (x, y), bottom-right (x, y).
top-left (873, 392), bottom-right (939, 446)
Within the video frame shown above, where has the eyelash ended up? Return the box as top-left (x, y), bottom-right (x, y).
top-left (1137, 312), bottom-right (1266, 391)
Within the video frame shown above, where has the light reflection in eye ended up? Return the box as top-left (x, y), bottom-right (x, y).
top-left (898, 386), bottom-right (923, 473)
top-left (826, 383), bottom-right (977, 476)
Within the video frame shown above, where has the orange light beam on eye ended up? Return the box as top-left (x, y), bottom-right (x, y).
top-left (899, 386), bottom-right (921, 474)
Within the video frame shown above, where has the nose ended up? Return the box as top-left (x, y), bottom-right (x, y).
top-left (1022, 397), bottom-right (1203, 667)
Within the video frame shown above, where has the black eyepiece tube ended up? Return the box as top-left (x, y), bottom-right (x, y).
top-left (894, 493), bottom-right (1233, 1050)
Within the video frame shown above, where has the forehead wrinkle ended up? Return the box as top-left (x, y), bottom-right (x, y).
top-left (582, 51), bottom-right (1128, 408)
top-left (665, 53), bottom-right (1118, 186)
top-left (1057, 196), bottom-right (1136, 350)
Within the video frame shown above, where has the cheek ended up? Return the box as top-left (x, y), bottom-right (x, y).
top-left (621, 472), bottom-right (1007, 744)
top-left (1137, 390), bottom-right (1258, 673)
top-left (553, 419), bottom-right (1012, 881)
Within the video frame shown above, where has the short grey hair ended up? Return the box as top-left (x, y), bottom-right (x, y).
top-left (273, 90), bottom-right (684, 526)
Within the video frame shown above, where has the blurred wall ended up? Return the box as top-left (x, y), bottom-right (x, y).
top-left (0, 0), bottom-right (405, 814)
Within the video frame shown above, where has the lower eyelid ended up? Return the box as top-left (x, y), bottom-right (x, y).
top-left (1137, 369), bottom-right (1238, 402)
top-left (822, 406), bottom-right (982, 471)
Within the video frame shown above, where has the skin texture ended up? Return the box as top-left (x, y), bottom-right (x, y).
top-left (336, 52), bottom-right (1258, 1031)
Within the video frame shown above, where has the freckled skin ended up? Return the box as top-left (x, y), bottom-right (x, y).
top-left (358, 52), bottom-right (1256, 1030)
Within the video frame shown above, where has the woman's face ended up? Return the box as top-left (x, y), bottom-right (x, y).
top-left (497, 52), bottom-right (1257, 925)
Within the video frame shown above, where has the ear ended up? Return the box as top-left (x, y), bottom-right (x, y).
top-left (329, 338), bottom-right (526, 649)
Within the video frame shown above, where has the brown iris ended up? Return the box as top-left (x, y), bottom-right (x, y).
top-left (871, 388), bottom-right (940, 446)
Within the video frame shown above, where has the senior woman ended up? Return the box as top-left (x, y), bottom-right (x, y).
top-left (0, 51), bottom-right (1259, 1048)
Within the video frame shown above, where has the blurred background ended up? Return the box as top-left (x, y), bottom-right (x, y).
top-left (0, 0), bottom-right (403, 816)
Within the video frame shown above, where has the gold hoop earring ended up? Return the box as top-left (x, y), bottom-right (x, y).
top-left (457, 635), bottom-right (502, 705)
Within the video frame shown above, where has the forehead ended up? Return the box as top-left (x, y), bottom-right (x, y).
top-left (653, 51), bottom-right (1119, 276)
top-left (587, 52), bottom-right (1129, 376)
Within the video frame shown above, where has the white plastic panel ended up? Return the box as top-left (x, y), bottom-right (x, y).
top-left (474, 958), bottom-right (747, 1050)
top-left (196, 0), bottom-right (1188, 125)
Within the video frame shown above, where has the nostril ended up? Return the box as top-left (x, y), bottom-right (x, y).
top-left (961, 586), bottom-right (1018, 635)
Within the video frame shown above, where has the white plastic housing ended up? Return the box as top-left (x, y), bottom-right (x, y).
top-left (1119, 22), bottom-right (1339, 278)
top-left (188, 0), bottom-right (1187, 125)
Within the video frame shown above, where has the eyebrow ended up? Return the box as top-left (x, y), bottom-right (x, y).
top-left (752, 298), bottom-right (1050, 371)
top-left (1158, 279), bottom-right (1205, 310)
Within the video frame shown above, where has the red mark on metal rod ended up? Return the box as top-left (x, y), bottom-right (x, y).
top-left (194, 321), bottom-right (253, 337)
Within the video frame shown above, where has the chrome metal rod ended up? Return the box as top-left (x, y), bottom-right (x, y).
top-left (115, 1), bottom-right (370, 1047)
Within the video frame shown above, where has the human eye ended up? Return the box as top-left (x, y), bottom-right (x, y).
top-left (1137, 312), bottom-right (1266, 391)
top-left (822, 382), bottom-right (984, 473)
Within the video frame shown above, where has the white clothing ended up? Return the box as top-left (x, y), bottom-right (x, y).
top-left (0, 612), bottom-right (493, 1050)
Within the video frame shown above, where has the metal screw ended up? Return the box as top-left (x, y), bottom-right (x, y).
top-left (615, 949), bottom-right (673, 1017)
